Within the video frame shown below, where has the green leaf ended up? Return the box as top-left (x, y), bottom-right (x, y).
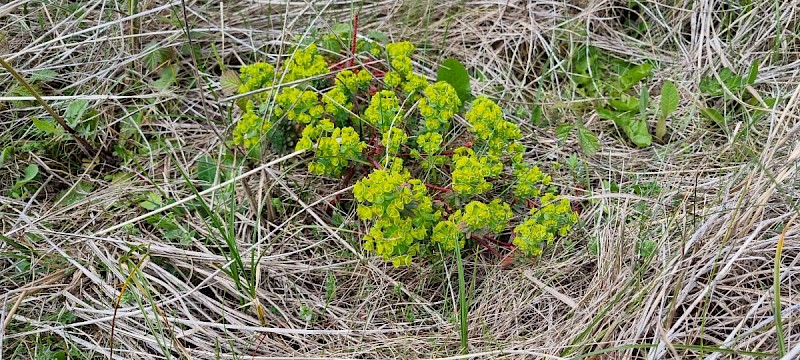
top-left (197, 156), bottom-right (218, 185)
top-left (31, 116), bottom-right (58, 134)
top-left (555, 123), bottom-right (574, 143)
top-left (220, 70), bottom-right (241, 96)
top-left (65, 100), bottom-right (89, 125)
top-left (747, 60), bottom-right (759, 85)
top-left (0, 147), bottom-right (13, 165)
top-left (367, 30), bottom-right (388, 44)
top-left (29, 69), bottom-right (58, 83)
top-left (436, 58), bottom-right (473, 103)
top-left (14, 164), bottom-right (39, 188)
top-left (628, 119), bottom-right (652, 147)
top-left (530, 105), bottom-right (543, 126)
top-left (609, 94), bottom-right (639, 112)
top-left (639, 86), bottom-right (649, 116)
top-left (577, 125), bottom-right (600, 155)
top-left (55, 180), bottom-right (94, 206)
top-left (660, 81), bottom-right (679, 118)
top-left (617, 63), bottom-right (652, 92)
top-left (598, 108), bottom-right (651, 147)
top-left (700, 108), bottom-right (725, 127)
top-left (153, 65), bottom-right (177, 90)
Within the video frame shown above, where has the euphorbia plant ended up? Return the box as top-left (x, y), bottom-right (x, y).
top-left (228, 32), bottom-right (578, 266)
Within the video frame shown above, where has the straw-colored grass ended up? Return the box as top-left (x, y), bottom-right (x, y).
top-left (1, 1), bottom-right (799, 359)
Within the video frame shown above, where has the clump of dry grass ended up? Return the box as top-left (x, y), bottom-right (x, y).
top-left (1, 0), bottom-right (799, 359)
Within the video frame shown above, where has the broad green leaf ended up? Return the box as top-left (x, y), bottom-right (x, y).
top-left (660, 81), bottom-right (679, 118)
top-left (617, 63), bottom-right (652, 92)
top-left (598, 107), bottom-right (651, 147)
top-left (577, 125), bottom-right (600, 155)
top-left (555, 123), bottom-right (574, 143)
top-left (14, 164), bottom-right (39, 188)
top-left (31, 116), bottom-right (58, 134)
top-left (197, 156), bottom-right (218, 185)
top-left (138, 192), bottom-right (162, 211)
top-left (55, 180), bottom-right (94, 206)
top-left (65, 100), bottom-right (89, 125)
top-left (153, 65), bottom-right (177, 90)
top-left (367, 30), bottom-right (388, 44)
top-left (657, 81), bottom-right (678, 140)
top-left (628, 119), bottom-right (652, 147)
top-left (331, 22), bottom-right (352, 36)
top-left (29, 69), bottom-right (58, 83)
top-left (609, 94), bottom-right (639, 112)
top-left (436, 58), bottom-right (473, 103)
top-left (700, 108), bottom-right (725, 126)
top-left (144, 46), bottom-right (165, 71)
top-left (219, 70), bottom-right (241, 96)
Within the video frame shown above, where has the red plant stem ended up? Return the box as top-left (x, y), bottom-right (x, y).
top-left (472, 236), bottom-right (501, 258)
top-left (329, 166), bottom-right (357, 206)
top-left (424, 183), bottom-right (452, 193)
top-left (367, 156), bottom-right (383, 169)
top-left (484, 236), bottom-right (514, 249)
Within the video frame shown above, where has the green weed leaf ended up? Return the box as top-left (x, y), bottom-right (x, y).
top-left (15, 164), bottom-right (39, 188)
top-left (577, 125), bottom-right (600, 155)
top-left (747, 60), bottom-right (759, 85)
top-left (660, 81), bottom-right (679, 118)
top-left (153, 65), bottom-right (177, 90)
top-left (609, 94), bottom-right (639, 112)
top-left (598, 108), bottom-right (651, 147)
top-left (220, 70), bottom-right (241, 96)
top-left (617, 63), bottom-right (651, 92)
top-left (65, 100), bottom-right (89, 126)
top-left (31, 116), bottom-right (59, 135)
top-left (197, 156), bottom-right (218, 185)
top-left (436, 58), bottom-right (473, 103)
top-left (700, 108), bottom-right (725, 127)
top-left (556, 123), bottom-right (573, 143)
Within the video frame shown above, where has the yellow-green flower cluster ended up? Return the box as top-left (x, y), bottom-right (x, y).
top-left (322, 86), bottom-right (352, 123)
top-left (514, 165), bottom-right (551, 199)
top-left (417, 132), bottom-right (443, 154)
top-left (382, 41), bottom-right (427, 98)
top-left (451, 147), bottom-right (503, 195)
top-left (335, 70), bottom-right (372, 94)
top-left (284, 44), bottom-right (329, 82)
top-left (431, 220), bottom-right (464, 251)
top-left (238, 62), bottom-right (276, 98)
top-left (382, 127), bottom-right (408, 155)
top-left (513, 193), bottom-right (578, 256)
top-left (364, 90), bottom-right (402, 132)
top-left (232, 100), bottom-right (272, 151)
top-left (512, 220), bottom-right (550, 257)
top-left (274, 87), bottom-right (324, 124)
top-left (295, 119), bottom-right (365, 176)
top-left (418, 82), bottom-right (462, 132)
top-left (386, 41), bottom-right (415, 75)
top-left (465, 96), bottom-right (523, 161)
top-left (353, 160), bottom-right (441, 266)
top-left (451, 199), bottom-right (513, 234)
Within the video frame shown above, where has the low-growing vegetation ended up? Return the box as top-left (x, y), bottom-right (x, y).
top-left (1, 1), bottom-right (798, 359)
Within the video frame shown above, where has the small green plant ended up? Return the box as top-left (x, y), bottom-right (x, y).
top-left (698, 63), bottom-right (776, 136)
top-left (226, 32), bottom-right (579, 267)
top-left (561, 46), bottom-right (656, 151)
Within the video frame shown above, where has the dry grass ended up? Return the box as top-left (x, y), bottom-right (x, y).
top-left (1, 0), bottom-right (799, 359)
